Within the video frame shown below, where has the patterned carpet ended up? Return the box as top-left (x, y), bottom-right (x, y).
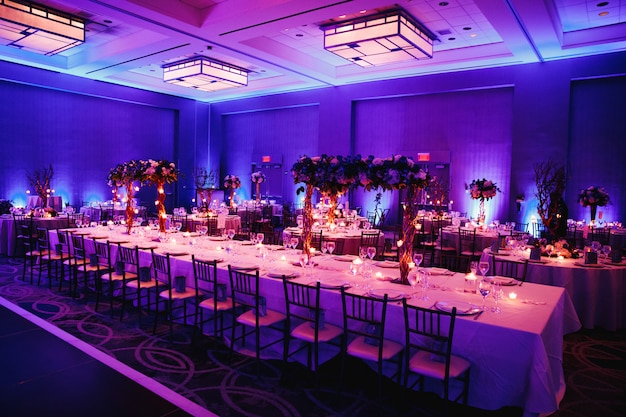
top-left (1, 255), bottom-right (624, 417)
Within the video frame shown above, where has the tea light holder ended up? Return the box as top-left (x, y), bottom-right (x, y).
top-left (509, 291), bottom-right (518, 300)
top-left (280, 255), bottom-right (287, 261)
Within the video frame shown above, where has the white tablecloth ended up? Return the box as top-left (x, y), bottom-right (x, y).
top-left (480, 248), bottom-right (626, 330)
top-left (284, 227), bottom-right (385, 256)
top-left (47, 227), bottom-right (581, 417)
top-left (0, 215), bottom-right (70, 256)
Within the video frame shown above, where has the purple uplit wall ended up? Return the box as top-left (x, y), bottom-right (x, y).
top-left (210, 52), bottom-right (626, 225)
top-left (0, 60), bottom-right (209, 212)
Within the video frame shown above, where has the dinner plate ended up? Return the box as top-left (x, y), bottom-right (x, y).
top-left (574, 262), bottom-right (605, 268)
top-left (434, 300), bottom-right (481, 315)
top-left (368, 288), bottom-right (406, 301)
top-left (427, 267), bottom-right (451, 275)
top-left (71, 230), bottom-right (92, 236)
top-left (166, 251), bottom-right (189, 257)
top-left (108, 239), bottom-right (130, 244)
top-left (267, 271), bottom-right (298, 279)
top-left (208, 236), bottom-right (227, 241)
top-left (89, 235), bottom-right (109, 240)
top-left (196, 257), bottom-right (224, 264)
top-left (318, 278), bottom-right (349, 289)
top-left (231, 263), bottom-right (259, 271)
top-left (491, 277), bottom-right (518, 286)
top-left (333, 255), bottom-right (357, 262)
top-left (137, 244), bottom-right (158, 250)
top-left (375, 261), bottom-right (399, 268)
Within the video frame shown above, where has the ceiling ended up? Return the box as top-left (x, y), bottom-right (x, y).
top-left (1, 0), bottom-right (625, 103)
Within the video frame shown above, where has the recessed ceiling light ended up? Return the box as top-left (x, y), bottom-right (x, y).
top-left (597, 2), bottom-right (609, 7)
top-left (448, 37), bottom-right (456, 41)
top-left (463, 27), bottom-right (472, 31)
top-left (296, 33), bottom-right (303, 37)
top-left (439, 2), bottom-right (449, 6)
top-left (470, 33), bottom-right (477, 37)
top-left (599, 11), bottom-right (609, 16)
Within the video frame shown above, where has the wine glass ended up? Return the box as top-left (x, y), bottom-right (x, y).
top-left (591, 241), bottom-right (602, 253)
top-left (413, 253), bottom-right (423, 268)
top-left (492, 282), bottom-right (503, 313)
top-left (349, 261), bottom-right (360, 287)
top-left (321, 241), bottom-right (328, 255)
top-left (418, 269), bottom-right (430, 300)
top-left (367, 246), bottom-right (376, 261)
top-left (359, 246), bottom-right (368, 260)
top-left (290, 237), bottom-right (299, 253)
top-left (407, 269), bottom-right (419, 298)
top-left (256, 232), bottom-right (264, 244)
top-left (545, 244), bottom-right (554, 258)
top-left (470, 261), bottom-right (478, 275)
top-left (173, 221), bottom-right (182, 233)
top-left (478, 261), bottom-right (489, 278)
top-left (601, 245), bottom-right (612, 259)
top-left (478, 279), bottom-right (492, 311)
top-left (227, 228), bottom-right (235, 240)
top-left (327, 241), bottom-right (336, 255)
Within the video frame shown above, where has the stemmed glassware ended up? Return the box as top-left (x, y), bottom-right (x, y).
top-left (478, 261), bottom-right (489, 278)
top-left (418, 269), bottom-right (430, 300)
top-left (367, 246), bottom-right (376, 261)
top-left (321, 241), bottom-right (328, 255)
top-left (591, 241), bottom-right (602, 253)
top-left (227, 228), bottom-right (236, 240)
top-left (492, 282), bottom-right (503, 313)
top-left (478, 279), bottom-right (492, 311)
top-left (256, 232), bottom-right (264, 245)
top-left (359, 246), bottom-right (368, 260)
top-left (413, 253), bottom-right (423, 269)
top-left (290, 237), bottom-right (299, 253)
top-left (326, 241), bottom-right (336, 256)
top-left (601, 245), bottom-right (612, 260)
top-left (407, 269), bottom-right (419, 299)
top-left (470, 261), bottom-right (478, 275)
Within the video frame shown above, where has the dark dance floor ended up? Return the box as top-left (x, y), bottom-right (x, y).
top-left (0, 255), bottom-right (624, 417)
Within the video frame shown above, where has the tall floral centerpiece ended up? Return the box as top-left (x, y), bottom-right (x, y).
top-left (316, 155), bottom-right (360, 226)
top-left (251, 171), bottom-right (266, 203)
top-left (467, 178), bottom-right (500, 224)
top-left (578, 186), bottom-right (610, 223)
top-left (145, 159), bottom-right (180, 232)
top-left (107, 160), bottom-right (149, 233)
top-left (291, 156), bottom-right (326, 256)
top-left (27, 165), bottom-right (54, 208)
top-left (193, 167), bottom-right (216, 210)
top-left (362, 155), bottom-right (431, 285)
top-left (224, 175), bottom-right (241, 208)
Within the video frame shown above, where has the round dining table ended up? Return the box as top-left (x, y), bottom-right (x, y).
top-left (283, 226), bottom-right (385, 256)
top-left (480, 248), bottom-right (626, 330)
top-left (0, 214), bottom-right (70, 256)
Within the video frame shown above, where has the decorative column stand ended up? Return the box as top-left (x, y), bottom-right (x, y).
top-left (255, 183), bottom-right (261, 204)
top-left (327, 194), bottom-right (338, 226)
top-left (125, 182), bottom-right (135, 234)
top-left (157, 181), bottom-right (167, 232)
top-left (301, 184), bottom-right (314, 256)
top-left (478, 198), bottom-right (486, 225)
top-left (398, 185), bottom-right (419, 285)
top-left (590, 204), bottom-right (597, 225)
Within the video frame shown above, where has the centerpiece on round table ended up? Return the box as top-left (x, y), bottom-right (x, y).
top-left (467, 178), bottom-right (500, 225)
top-left (578, 186), bottom-right (610, 224)
top-left (316, 155), bottom-right (360, 226)
top-left (107, 160), bottom-right (148, 233)
top-left (291, 156), bottom-right (321, 256)
top-left (251, 171), bottom-right (266, 204)
top-left (27, 164), bottom-right (54, 208)
top-left (361, 155), bottom-right (431, 285)
top-left (224, 174), bottom-right (241, 208)
top-left (145, 159), bottom-right (180, 233)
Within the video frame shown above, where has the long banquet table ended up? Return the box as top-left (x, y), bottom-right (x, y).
top-left (48, 226), bottom-right (581, 417)
top-left (480, 248), bottom-right (626, 330)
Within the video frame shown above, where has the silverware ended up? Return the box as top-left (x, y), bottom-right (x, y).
top-left (473, 310), bottom-right (485, 320)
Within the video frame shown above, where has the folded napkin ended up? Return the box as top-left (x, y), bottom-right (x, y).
top-left (375, 260), bottom-right (399, 268)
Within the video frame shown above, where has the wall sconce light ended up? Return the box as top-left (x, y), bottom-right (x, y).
top-left (0, 0), bottom-right (85, 55)
top-left (162, 56), bottom-right (248, 92)
top-left (320, 8), bottom-right (435, 67)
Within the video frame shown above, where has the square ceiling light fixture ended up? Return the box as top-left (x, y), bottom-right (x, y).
top-left (0, 0), bottom-right (84, 55)
top-left (162, 56), bottom-right (248, 92)
top-left (321, 8), bottom-right (435, 67)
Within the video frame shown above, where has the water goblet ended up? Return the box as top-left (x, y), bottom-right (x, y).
top-left (290, 237), bottom-right (299, 253)
top-left (173, 221), bottom-right (182, 233)
top-left (249, 232), bottom-right (256, 244)
top-left (601, 245), bottom-right (612, 259)
top-left (349, 261), bottom-right (361, 287)
top-left (359, 246), bottom-right (368, 260)
top-left (326, 241), bottom-right (336, 255)
top-left (367, 246), bottom-right (376, 261)
top-left (478, 261), bottom-right (489, 278)
top-left (227, 228), bottom-right (235, 240)
top-left (591, 241), bottom-right (602, 253)
top-left (256, 232), bottom-right (264, 244)
top-left (470, 261), bottom-right (478, 275)
top-left (478, 279), bottom-right (492, 311)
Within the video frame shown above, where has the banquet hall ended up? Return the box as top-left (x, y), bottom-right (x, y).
top-left (0, 1), bottom-right (625, 416)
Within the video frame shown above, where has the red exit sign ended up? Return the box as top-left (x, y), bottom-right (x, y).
top-left (417, 153), bottom-right (430, 162)
top-left (262, 155), bottom-right (271, 162)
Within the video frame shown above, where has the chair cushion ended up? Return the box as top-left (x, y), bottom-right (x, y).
top-left (347, 336), bottom-right (403, 361)
top-left (199, 297), bottom-right (233, 311)
top-left (291, 321), bottom-right (342, 343)
top-left (126, 279), bottom-right (158, 289)
top-left (101, 271), bottom-right (138, 281)
top-left (159, 288), bottom-right (196, 300)
top-left (408, 350), bottom-right (471, 379)
top-left (237, 309), bottom-right (285, 327)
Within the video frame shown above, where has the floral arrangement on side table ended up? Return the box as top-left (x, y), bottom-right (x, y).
top-left (251, 171), bottom-right (266, 203)
top-left (224, 175), bottom-right (241, 208)
top-left (578, 186), bottom-right (610, 223)
top-left (26, 164), bottom-right (54, 208)
top-left (467, 178), bottom-right (501, 224)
